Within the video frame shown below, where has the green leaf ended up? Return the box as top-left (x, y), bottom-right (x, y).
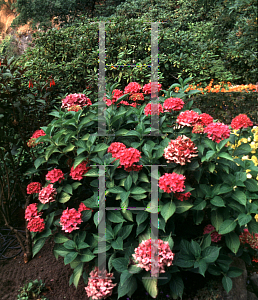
top-left (210, 196), bottom-right (225, 207)
top-left (111, 237), bottom-right (123, 250)
top-left (130, 187), bottom-right (146, 194)
top-left (201, 234), bottom-right (211, 250)
top-left (219, 220), bottom-right (237, 235)
top-left (32, 238), bottom-right (47, 257)
top-left (204, 139), bottom-right (216, 151)
top-left (222, 276), bottom-right (232, 294)
top-left (63, 184), bottom-right (73, 195)
top-left (83, 167), bottom-right (99, 177)
top-left (107, 211), bottom-right (126, 223)
top-left (54, 233), bottom-right (69, 244)
top-left (118, 276), bottom-right (137, 299)
top-left (80, 249), bottom-right (95, 262)
top-left (161, 201), bottom-right (176, 222)
top-left (117, 225), bottom-right (134, 240)
top-left (73, 263), bottom-right (83, 288)
top-left (136, 211), bottom-right (149, 226)
top-left (217, 152), bottom-right (234, 161)
top-left (93, 143), bottom-right (109, 152)
top-left (232, 191), bottom-right (247, 206)
top-left (238, 213), bottom-right (252, 227)
top-left (190, 240), bottom-right (201, 257)
top-left (64, 252), bottom-right (78, 265)
top-left (169, 275), bottom-right (184, 299)
top-left (175, 201), bottom-right (193, 213)
top-left (124, 175), bottom-right (133, 191)
top-left (211, 210), bottom-right (224, 231)
top-left (202, 246), bottom-right (220, 263)
top-left (128, 265), bottom-right (142, 274)
top-left (120, 270), bottom-right (133, 286)
top-left (63, 143), bottom-right (75, 153)
top-left (108, 186), bottom-right (125, 193)
top-left (64, 240), bottom-right (77, 250)
top-left (234, 143), bottom-right (251, 156)
top-left (121, 210), bottom-right (134, 222)
top-left (245, 179), bottom-right (258, 192)
top-left (112, 257), bottom-right (128, 272)
top-left (225, 232), bottom-right (240, 254)
top-left (59, 192), bottom-right (71, 203)
top-left (142, 273), bottom-right (158, 298)
top-left (34, 157), bottom-right (46, 169)
top-left (227, 267), bottom-right (243, 278)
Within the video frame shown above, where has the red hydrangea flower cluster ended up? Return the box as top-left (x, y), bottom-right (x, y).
top-left (176, 110), bottom-right (200, 127)
top-left (61, 93), bottom-right (92, 109)
top-left (159, 173), bottom-right (186, 193)
top-left (142, 82), bottom-right (162, 95)
top-left (230, 114), bottom-right (253, 130)
top-left (67, 105), bottom-right (82, 112)
top-left (38, 184), bottom-right (57, 204)
top-left (70, 161), bottom-right (91, 180)
top-left (85, 267), bottom-right (117, 300)
top-left (239, 228), bottom-right (258, 250)
top-left (25, 203), bottom-right (45, 233)
top-left (27, 129), bottom-right (46, 148)
top-left (163, 98), bottom-right (184, 112)
top-left (203, 224), bottom-right (222, 243)
top-left (27, 182), bottom-right (42, 194)
top-left (204, 122), bottom-right (230, 143)
top-left (163, 135), bottom-right (198, 165)
top-left (108, 142), bottom-right (142, 172)
top-left (174, 192), bottom-right (191, 201)
top-left (78, 202), bottom-right (94, 213)
top-left (104, 89), bottom-right (124, 106)
top-left (144, 103), bottom-right (164, 116)
top-left (25, 203), bottom-right (42, 221)
top-left (60, 208), bottom-right (83, 233)
top-left (132, 239), bottom-right (174, 274)
top-left (129, 93), bottom-right (145, 102)
top-left (27, 217), bottom-right (45, 233)
top-left (198, 113), bottom-right (214, 126)
top-left (124, 82), bottom-right (141, 94)
top-left (46, 168), bottom-right (64, 183)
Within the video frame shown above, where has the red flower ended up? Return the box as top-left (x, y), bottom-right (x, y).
top-left (239, 228), bottom-right (258, 250)
top-left (50, 79), bottom-right (55, 87)
top-left (231, 114), bottom-right (253, 130)
top-left (107, 142), bottom-right (126, 157)
top-left (204, 122), bottom-right (230, 143)
top-left (163, 135), bottom-right (198, 165)
top-left (144, 103), bottom-right (163, 116)
top-left (27, 129), bottom-right (46, 148)
top-left (129, 93), bottom-right (145, 101)
top-left (124, 82), bottom-right (141, 94)
top-left (117, 148), bottom-right (141, 169)
top-left (25, 203), bottom-right (42, 221)
top-left (78, 202), bottom-right (93, 213)
top-left (27, 182), bottom-right (42, 194)
top-left (142, 82), bottom-right (162, 95)
top-left (61, 93), bottom-right (92, 109)
top-left (174, 192), bottom-right (191, 201)
top-left (159, 173), bottom-right (186, 193)
top-left (203, 224), bottom-right (222, 243)
top-left (46, 168), bottom-right (65, 183)
top-left (29, 80), bottom-right (33, 88)
top-left (176, 110), bottom-right (200, 127)
top-left (70, 161), bottom-right (91, 180)
top-left (197, 113), bottom-right (214, 126)
top-left (38, 184), bottom-right (57, 204)
top-left (60, 208), bottom-right (82, 233)
top-left (163, 98), bottom-right (184, 112)
top-left (27, 217), bottom-right (45, 232)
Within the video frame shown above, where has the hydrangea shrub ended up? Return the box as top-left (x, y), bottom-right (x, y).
top-left (26, 78), bottom-right (258, 299)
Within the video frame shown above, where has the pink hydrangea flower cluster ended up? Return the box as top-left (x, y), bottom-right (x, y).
top-left (132, 239), bottom-right (174, 274)
top-left (198, 113), bottom-right (214, 126)
top-left (239, 228), bottom-right (258, 250)
top-left (163, 98), bottom-right (184, 112)
top-left (159, 173), bottom-right (186, 193)
top-left (70, 161), bottom-right (91, 180)
top-left (203, 224), bottom-right (222, 243)
top-left (61, 93), bottom-right (92, 109)
top-left (25, 203), bottom-right (42, 221)
top-left (27, 182), bottom-right (42, 194)
top-left (204, 122), bottom-right (230, 143)
top-left (27, 129), bottom-right (46, 148)
top-left (124, 82), bottom-right (141, 94)
top-left (46, 168), bottom-right (64, 183)
top-left (174, 192), bottom-right (191, 201)
top-left (142, 82), bottom-right (162, 95)
top-left (38, 184), bottom-right (57, 204)
top-left (230, 114), bottom-right (253, 130)
top-left (60, 208), bottom-right (83, 233)
top-left (25, 203), bottom-right (45, 233)
top-left (176, 110), bottom-right (200, 127)
top-left (85, 267), bottom-right (117, 300)
top-left (107, 142), bottom-right (142, 172)
top-left (144, 103), bottom-right (164, 116)
top-left (104, 89), bottom-right (124, 106)
top-left (163, 135), bottom-right (198, 165)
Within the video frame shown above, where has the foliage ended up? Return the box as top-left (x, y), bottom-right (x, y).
top-left (17, 279), bottom-right (48, 300)
top-left (26, 78), bottom-right (258, 298)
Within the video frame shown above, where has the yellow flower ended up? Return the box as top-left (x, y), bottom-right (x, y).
top-left (251, 155), bottom-right (258, 166)
top-left (249, 199), bottom-right (252, 203)
top-left (254, 135), bottom-right (258, 142)
top-left (246, 169), bottom-right (251, 173)
top-left (255, 214), bottom-right (258, 222)
top-left (242, 155), bottom-right (249, 161)
top-left (232, 129), bottom-right (240, 136)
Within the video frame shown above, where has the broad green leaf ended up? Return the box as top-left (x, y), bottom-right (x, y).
top-left (124, 175), bottom-right (133, 191)
top-left (222, 276), bottom-right (232, 294)
top-left (54, 233), bottom-right (69, 244)
top-left (111, 237), bottom-right (123, 250)
top-left (175, 201), bottom-right (193, 213)
top-left (232, 191), bottom-right (246, 206)
top-left (92, 143), bottom-right (109, 152)
top-left (210, 196), bottom-right (225, 207)
top-left (142, 273), bottom-right (158, 298)
top-left (225, 232), bottom-right (240, 254)
top-left (34, 157), bottom-right (46, 169)
top-left (238, 213), bottom-right (252, 227)
top-left (169, 275), bottom-right (184, 299)
top-left (80, 249), bottom-right (95, 262)
top-left (64, 240), bottom-right (77, 250)
top-left (161, 201), bottom-right (176, 222)
top-left (112, 257), bottom-right (128, 272)
top-left (202, 246), bottom-right (220, 263)
top-left (211, 210), bottom-right (224, 231)
top-left (64, 252), bottom-right (78, 265)
top-left (73, 263), bottom-right (83, 288)
top-left (118, 276), bottom-right (137, 299)
top-left (32, 238), bottom-right (47, 257)
top-left (107, 211), bottom-right (126, 223)
top-left (218, 220), bottom-right (237, 235)
top-left (63, 143), bottom-right (75, 153)
top-left (130, 187), bottom-right (146, 194)
top-left (227, 267), bottom-right (243, 278)
top-left (136, 211), bottom-right (149, 226)
top-left (59, 192), bottom-right (71, 203)
top-left (217, 152), bottom-right (234, 161)
top-left (120, 270), bottom-right (133, 286)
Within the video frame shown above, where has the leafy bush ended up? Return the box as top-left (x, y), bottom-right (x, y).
top-left (17, 279), bottom-right (48, 300)
top-left (26, 78), bottom-right (258, 298)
